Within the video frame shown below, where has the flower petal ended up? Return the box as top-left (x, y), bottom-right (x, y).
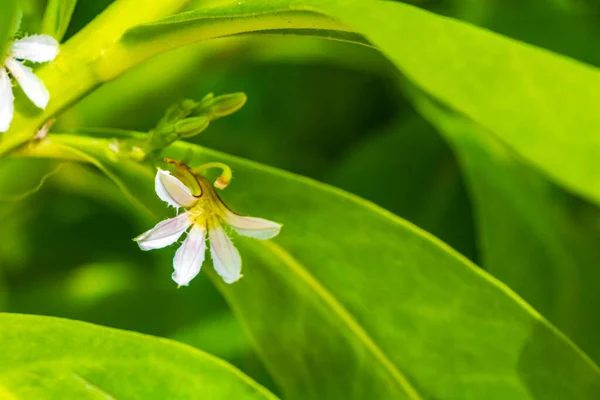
top-left (224, 212), bottom-right (282, 240)
top-left (172, 224), bottom-right (206, 287)
top-left (0, 69), bottom-right (14, 132)
top-left (155, 169), bottom-right (198, 208)
top-left (134, 212), bottom-right (192, 251)
top-left (5, 58), bottom-right (49, 109)
top-left (209, 222), bottom-right (242, 284)
top-left (10, 35), bottom-right (59, 63)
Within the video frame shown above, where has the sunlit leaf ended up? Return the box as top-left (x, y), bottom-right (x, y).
top-left (7, 0), bottom-right (600, 398)
top-left (120, 6), bottom-right (367, 50)
top-left (314, 0), bottom-right (600, 209)
top-left (0, 313), bottom-right (277, 399)
top-left (326, 115), bottom-right (478, 261)
top-left (410, 89), bottom-right (600, 365)
top-left (18, 133), bottom-right (600, 399)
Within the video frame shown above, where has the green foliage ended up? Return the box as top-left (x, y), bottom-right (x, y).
top-left (0, 0), bottom-right (17, 57)
top-left (431, 0), bottom-right (600, 67)
top-left (326, 114), bottom-right (478, 261)
top-left (3, 0), bottom-right (600, 398)
top-left (410, 88), bottom-right (600, 364)
top-left (0, 162), bottom-right (65, 201)
top-left (0, 313), bottom-right (277, 399)
top-left (119, 0), bottom-right (600, 208)
top-left (40, 0), bottom-right (78, 40)
top-left (313, 0), bottom-right (600, 207)
top-left (20, 133), bottom-right (600, 399)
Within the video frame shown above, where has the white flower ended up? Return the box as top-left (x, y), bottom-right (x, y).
top-left (135, 164), bottom-right (282, 287)
top-left (0, 35), bottom-right (60, 132)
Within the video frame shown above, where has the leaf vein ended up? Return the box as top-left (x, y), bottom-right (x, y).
top-left (261, 241), bottom-right (423, 400)
top-left (72, 372), bottom-right (117, 400)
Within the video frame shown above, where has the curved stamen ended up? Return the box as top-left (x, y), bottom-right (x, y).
top-left (192, 162), bottom-right (233, 189)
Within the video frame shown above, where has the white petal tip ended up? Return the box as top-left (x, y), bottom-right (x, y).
top-left (173, 277), bottom-right (190, 287)
top-left (210, 225), bottom-right (243, 284)
top-left (134, 213), bottom-right (192, 251)
top-left (223, 273), bottom-right (243, 284)
top-left (134, 238), bottom-right (163, 252)
top-left (135, 240), bottom-right (168, 252)
top-left (172, 270), bottom-right (194, 287)
top-left (225, 214), bottom-right (282, 240)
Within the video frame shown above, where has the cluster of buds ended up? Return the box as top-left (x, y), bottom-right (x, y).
top-left (112, 93), bottom-right (247, 161)
top-left (154, 93), bottom-right (247, 142)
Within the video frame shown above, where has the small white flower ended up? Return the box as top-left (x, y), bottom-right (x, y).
top-left (0, 35), bottom-right (60, 132)
top-left (135, 164), bottom-right (282, 287)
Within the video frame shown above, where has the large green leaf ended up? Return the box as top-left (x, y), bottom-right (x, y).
top-left (41, 0), bottom-right (78, 41)
top-left (121, 0), bottom-right (600, 208)
top-left (18, 133), bottom-right (600, 399)
top-left (410, 89), bottom-right (600, 364)
top-left (0, 313), bottom-right (277, 399)
top-left (300, 0), bottom-right (600, 209)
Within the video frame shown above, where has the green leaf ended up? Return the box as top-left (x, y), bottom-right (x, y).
top-left (120, 6), bottom-right (366, 49)
top-left (41, 0), bottom-right (78, 41)
top-left (311, 0), bottom-right (600, 209)
top-left (125, 0), bottom-right (600, 207)
top-left (19, 133), bottom-right (600, 399)
top-left (410, 88), bottom-right (600, 364)
top-left (11, 0), bottom-right (600, 214)
top-left (0, 313), bottom-right (277, 399)
top-left (433, 0), bottom-right (600, 67)
top-left (325, 115), bottom-right (478, 261)
top-left (0, 0), bottom-right (16, 57)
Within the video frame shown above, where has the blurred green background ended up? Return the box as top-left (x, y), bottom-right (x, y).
top-left (3, 0), bottom-right (600, 392)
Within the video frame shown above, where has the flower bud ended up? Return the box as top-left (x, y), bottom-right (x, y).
top-left (195, 92), bottom-right (247, 118)
top-left (174, 116), bottom-right (210, 138)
